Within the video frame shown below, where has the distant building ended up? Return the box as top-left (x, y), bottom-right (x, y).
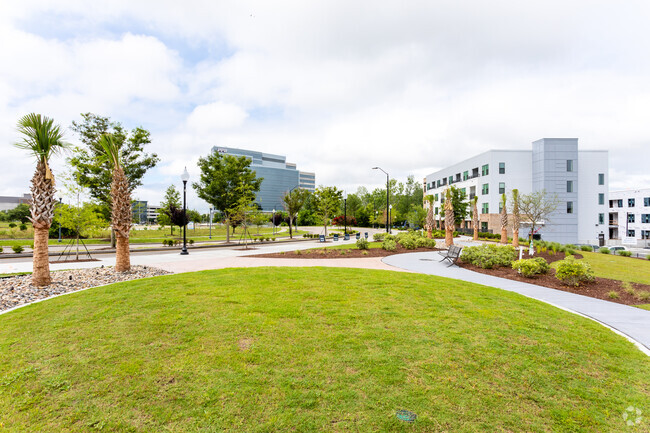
top-left (608, 189), bottom-right (650, 248)
top-left (0, 194), bottom-right (31, 212)
top-left (147, 205), bottom-right (162, 223)
top-left (423, 138), bottom-right (608, 245)
top-left (211, 146), bottom-right (315, 211)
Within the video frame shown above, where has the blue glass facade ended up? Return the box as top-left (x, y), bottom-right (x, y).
top-left (211, 146), bottom-right (315, 211)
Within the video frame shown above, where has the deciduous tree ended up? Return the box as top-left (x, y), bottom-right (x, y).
top-left (282, 188), bottom-right (310, 239)
top-left (312, 186), bottom-right (342, 237)
top-left (518, 189), bottom-right (560, 240)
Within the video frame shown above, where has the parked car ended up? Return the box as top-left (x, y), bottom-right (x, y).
top-left (608, 246), bottom-right (629, 253)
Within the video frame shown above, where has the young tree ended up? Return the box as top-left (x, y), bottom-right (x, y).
top-left (444, 188), bottom-right (454, 247)
top-left (447, 186), bottom-right (469, 228)
top-left (406, 205), bottom-right (426, 229)
top-left (98, 134), bottom-right (132, 272)
top-left (15, 113), bottom-right (68, 286)
top-left (511, 189), bottom-right (521, 248)
top-left (282, 188), bottom-right (310, 239)
top-left (312, 186), bottom-right (342, 236)
top-left (472, 196), bottom-right (479, 241)
top-left (518, 189), bottom-right (560, 240)
top-left (500, 194), bottom-right (508, 244)
top-left (166, 205), bottom-right (189, 235)
top-left (158, 185), bottom-right (181, 235)
top-left (193, 151), bottom-right (262, 243)
top-left (54, 203), bottom-right (108, 260)
top-left (4, 203), bottom-right (31, 224)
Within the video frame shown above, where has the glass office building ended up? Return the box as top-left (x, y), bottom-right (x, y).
top-left (211, 146), bottom-right (316, 211)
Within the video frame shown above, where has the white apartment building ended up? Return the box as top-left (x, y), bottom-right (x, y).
top-left (423, 138), bottom-right (609, 245)
top-left (608, 189), bottom-right (650, 248)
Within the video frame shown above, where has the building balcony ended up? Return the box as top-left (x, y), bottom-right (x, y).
top-left (609, 221), bottom-right (618, 226)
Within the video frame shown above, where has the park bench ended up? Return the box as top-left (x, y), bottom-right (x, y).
top-left (439, 245), bottom-right (463, 267)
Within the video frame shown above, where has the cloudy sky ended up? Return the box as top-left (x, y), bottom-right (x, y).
top-left (2, 1), bottom-right (650, 212)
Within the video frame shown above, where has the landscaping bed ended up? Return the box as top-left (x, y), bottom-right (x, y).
top-left (249, 245), bottom-right (443, 259)
top-left (459, 250), bottom-right (650, 306)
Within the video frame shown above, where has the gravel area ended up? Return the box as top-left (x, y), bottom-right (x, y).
top-left (0, 265), bottom-right (171, 313)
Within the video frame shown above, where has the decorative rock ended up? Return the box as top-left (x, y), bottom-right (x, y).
top-left (1, 266), bottom-right (171, 313)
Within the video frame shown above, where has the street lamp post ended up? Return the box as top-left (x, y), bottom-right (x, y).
top-left (58, 197), bottom-right (62, 242)
top-left (180, 167), bottom-right (189, 255)
top-left (272, 208), bottom-right (276, 236)
top-left (389, 204), bottom-right (393, 234)
top-left (209, 207), bottom-right (213, 239)
top-left (372, 167), bottom-right (390, 233)
top-left (343, 191), bottom-right (347, 235)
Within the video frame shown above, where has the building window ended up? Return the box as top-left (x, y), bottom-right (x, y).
top-left (641, 214), bottom-right (650, 223)
top-left (567, 201), bottom-right (573, 214)
top-left (448, 176), bottom-right (453, 185)
top-left (463, 171), bottom-right (469, 181)
top-left (482, 203), bottom-right (489, 214)
top-left (627, 229), bottom-right (636, 237)
top-left (642, 230), bottom-right (650, 240)
top-left (598, 193), bottom-right (604, 205)
top-left (618, 199), bottom-right (623, 207)
top-left (598, 173), bottom-right (604, 185)
top-left (498, 182), bottom-right (505, 194)
top-left (435, 194), bottom-right (439, 201)
top-left (598, 213), bottom-right (604, 224)
top-left (628, 214), bottom-right (635, 223)
top-left (498, 202), bottom-right (503, 213)
top-left (481, 164), bottom-right (489, 176)
top-left (629, 198), bottom-right (635, 207)
top-left (482, 183), bottom-right (489, 195)
top-left (499, 162), bottom-right (505, 174)
top-left (644, 197), bottom-right (650, 206)
top-left (566, 160), bottom-right (573, 172)
top-left (460, 188), bottom-right (466, 195)
top-left (567, 181), bottom-right (573, 193)
top-left (435, 207), bottom-right (438, 215)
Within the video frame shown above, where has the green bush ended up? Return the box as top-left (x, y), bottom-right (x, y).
top-left (565, 249), bottom-right (576, 256)
top-left (396, 234), bottom-right (417, 250)
top-left (555, 256), bottom-right (595, 287)
top-left (460, 244), bottom-right (516, 269)
top-left (607, 291), bottom-right (620, 299)
top-left (19, 223), bottom-right (27, 231)
top-left (415, 236), bottom-right (436, 249)
top-left (0, 246), bottom-right (3, 253)
top-left (382, 238), bottom-right (397, 252)
top-left (511, 257), bottom-right (550, 277)
top-left (12, 245), bottom-right (24, 254)
top-left (162, 240), bottom-right (168, 246)
top-left (599, 247), bottom-right (610, 254)
top-left (8, 223), bottom-right (16, 228)
top-left (373, 233), bottom-right (385, 242)
top-left (356, 238), bottom-right (369, 250)
top-left (580, 245), bottom-right (592, 252)
top-left (189, 239), bottom-right (195, 245)
top-left (617, 250), bottom-right (631, 257)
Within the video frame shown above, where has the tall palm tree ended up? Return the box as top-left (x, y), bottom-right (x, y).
top-left (500, 193), bottom-right (508, 244)
top-left (425, 195), bottom-right (434, 239)
top-left (444, 188), bottom-right (454, 247)
top-left (511, 189), bottom-right (520, 248)
top-left (472, 196), bottom-right (479, 241)
top-left (15, 114), bottom-right (67, 287)
top-left (98, 134), bottom-right (131, 272)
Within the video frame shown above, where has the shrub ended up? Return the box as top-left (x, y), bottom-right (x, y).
top-left (8, 223), bottom-right (16, 228)
top-left (272, 237), bottom-right (276, 241)
top-left (0, 246), bottom-right (3, 253)
top-left (607, 291), bottom-right (620, 299)
top-left (12, 245), bottom-right (24, 254)
top-left (512, 257), bottom-right (550, 277)
top-left (373, 233), bottom-right (385, 242)
top-left (189, 239), bottom-right (195, 245)
top-left (295, 250), bottom-right (302, 255)
top-left (580, 245), bottom-right (592, 252)
top-left (555, 256), bottom-right (594, 287)
top-left (382, 238), bottom-right (397, 251)
top-left (356, 238), bottom-right (369, 250)
top-left (599, 247), bottom-right (610, 254)
top-left (460, 244), bottom-right (516, 269)
top-left (362, 250), bottom-right (369, 256)
top-left (637, 291), bottom-right (650, 301)
top-left (415, 237), bottom-right (436, 249)
top-left (162, 241), bottom-right (168, 246)
top-left (19, 223), bottom-right (27, 231)
top-left (397, 234), bottom-right (417, 250)
top-left (565, 249), bottom-right (576, 256)
top-left (617, 250), bottom-right (631, 257)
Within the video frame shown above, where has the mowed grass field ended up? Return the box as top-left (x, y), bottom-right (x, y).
top-left (0, 268), bottom-right (648, 432)
top-left (576, 251), bottom-right (650, 285)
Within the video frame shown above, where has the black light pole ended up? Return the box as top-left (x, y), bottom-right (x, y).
top-left (344, 192), bottom-right (347, 235)
top-left (372, 167), bottom-right (390, 233)
top-left (209, 207), bottom-right (213, 239)
top-left (58, 197), bottom-right (62, 242)
top-left (181, 167), bottom-right (189, 255)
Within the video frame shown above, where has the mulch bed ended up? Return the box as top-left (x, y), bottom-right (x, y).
top-left (248, 245), bottom-right (444, 259)
top-left (457, 251), bottom-right (650, 306)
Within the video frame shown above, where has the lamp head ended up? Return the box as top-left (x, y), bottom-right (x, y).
top-left (181, 166), bottom-right (190, 182)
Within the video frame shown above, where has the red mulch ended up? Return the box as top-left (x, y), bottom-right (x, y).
top-left (457, 251), bottom-right (650, 306)
top-left (248, 245), bottom-right (444, 259)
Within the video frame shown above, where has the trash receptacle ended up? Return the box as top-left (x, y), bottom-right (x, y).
top-left (356, 233), bottom-right (360, 240)
top-left (333, 234), bottom-right (339, 241)
top-left (319, 234), bottom-right (325, 242)
top-left (344, 234), bottom-right (350, 241)
top-left (364, 232), bottom-right (368, 239)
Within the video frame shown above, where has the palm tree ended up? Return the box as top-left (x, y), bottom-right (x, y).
top-left (15, 114), bottom-right (67, 287)
top-left (500, 193), bottom-right (508, 244)
top-left (98, 134), bottom-right (131, 272)
top-left (444, 188), bottom-right (454, 247)
top-left (425, 195), bottom-right (435, 239)
top-left (511, 189), bottom-right (520, 248)
top-left (472, 196), bottom-right (479, 241)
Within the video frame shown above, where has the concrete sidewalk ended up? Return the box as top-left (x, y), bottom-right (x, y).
top-left (382, 251), bottom-right (650, 355)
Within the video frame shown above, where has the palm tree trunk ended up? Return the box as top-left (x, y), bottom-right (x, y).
top-left (513, 229), bottom-right (519, 248)
top-left (501, 228), bottom-right (508, 244)
top-left (32, 227), bottom-right (51, 286)
top-left (115, 233), bottom-right (130, 272)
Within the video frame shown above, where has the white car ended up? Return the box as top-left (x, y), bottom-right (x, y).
top-left (608, 246), bottom-right (629, 253)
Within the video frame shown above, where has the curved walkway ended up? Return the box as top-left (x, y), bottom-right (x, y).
top-left (382, 251), bottom-right (650, 356)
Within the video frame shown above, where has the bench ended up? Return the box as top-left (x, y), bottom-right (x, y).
top-left (439, 245), bottom-right (463, 267)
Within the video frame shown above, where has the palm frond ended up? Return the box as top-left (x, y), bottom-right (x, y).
top-left (97, 134), bottom-right (121, 169)
top-left (15, 113), bottom-right (68, 162)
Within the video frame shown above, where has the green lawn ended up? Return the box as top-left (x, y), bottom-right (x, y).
top-left (311, 241), bottom-right (384, 250)
top-left (0, 268), bottom-right (648, 432)
top-left (637, 304), bottom-right (650, 311)
top-left (574, 251), bottom-right (650, 285)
